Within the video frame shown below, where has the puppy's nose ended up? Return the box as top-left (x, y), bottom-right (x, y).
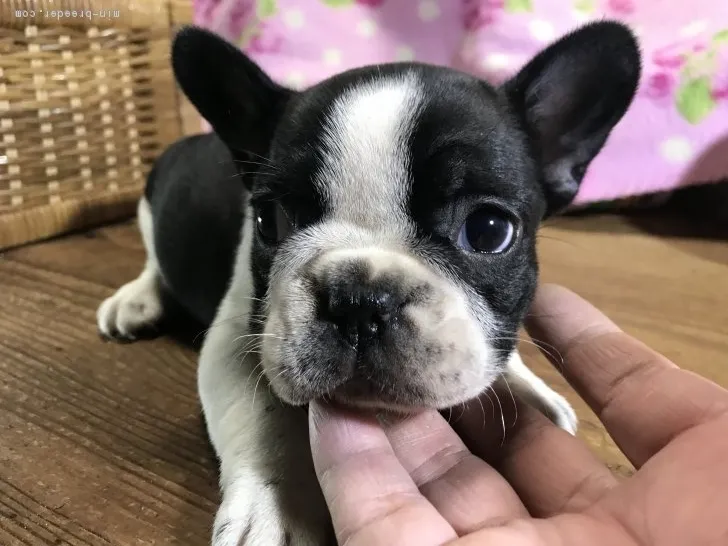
top-left (322, 283), bottom-right (400, 349)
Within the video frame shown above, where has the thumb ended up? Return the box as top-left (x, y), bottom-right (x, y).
top-left (309, 400), bottom-right (456, 546)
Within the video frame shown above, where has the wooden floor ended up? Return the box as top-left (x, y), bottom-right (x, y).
top-left (0, 212), bottom-right (726, 545)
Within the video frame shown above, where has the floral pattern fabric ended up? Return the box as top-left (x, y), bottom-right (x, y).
top-left (193, 0), bottom-right (728, 206)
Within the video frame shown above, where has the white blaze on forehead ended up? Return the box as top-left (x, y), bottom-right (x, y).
top-left (315, 73), bottom-right (423, 236)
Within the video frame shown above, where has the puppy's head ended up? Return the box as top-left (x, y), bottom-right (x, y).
top-left (173, 22), bottom-right (640, 411)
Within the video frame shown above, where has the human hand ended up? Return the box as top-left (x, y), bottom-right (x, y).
top-left (308, 284), bottom-right (728, 546)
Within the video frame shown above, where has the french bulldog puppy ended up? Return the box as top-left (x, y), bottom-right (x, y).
top-left (98, 21), bottom-right (640, 545)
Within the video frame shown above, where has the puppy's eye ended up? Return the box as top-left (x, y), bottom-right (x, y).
top-left (457, 206), bottom-right (516, 254)
top-left (256, 203), bottom-right (292, 244)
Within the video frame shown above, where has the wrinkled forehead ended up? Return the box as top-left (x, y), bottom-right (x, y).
top-left (265, 67), bottom-right (534, 224)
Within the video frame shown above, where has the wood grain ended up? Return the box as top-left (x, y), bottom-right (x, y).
top-left (0, 212), bottom-right (726, 544)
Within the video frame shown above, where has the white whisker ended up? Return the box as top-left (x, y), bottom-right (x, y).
top-left (501, 375), bottom-right (519, 428)
top-left (490, 386), bottom-right (506, 447)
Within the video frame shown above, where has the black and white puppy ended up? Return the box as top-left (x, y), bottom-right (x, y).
top-left (98, 21), bottom-right (640, 546)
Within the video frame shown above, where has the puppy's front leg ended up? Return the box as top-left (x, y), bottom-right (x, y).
top-left (503, 352), bottom-right (578, 435)
top-left (199, 312), bottom-right (332, 546)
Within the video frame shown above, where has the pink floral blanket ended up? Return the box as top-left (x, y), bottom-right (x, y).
top-left (193, 0), bottom-right (728, 206)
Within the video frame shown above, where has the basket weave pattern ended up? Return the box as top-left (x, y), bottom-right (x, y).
top-left (0, 1), bottom-right (187, 249)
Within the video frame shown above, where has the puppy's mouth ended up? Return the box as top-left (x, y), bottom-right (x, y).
top-left (267, 342), bottom-right (496, 413)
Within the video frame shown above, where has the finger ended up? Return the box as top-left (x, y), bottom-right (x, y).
top-left (309, 401), bottom-right (456, 546)
top-left (526, 284), bottom-right (728, 467)
top-left (453, 389), bottom-right (616, 517)
top-left (381, 409), bottom-right (527, 534)
top-left (453, 513), bottom-right (634, 546)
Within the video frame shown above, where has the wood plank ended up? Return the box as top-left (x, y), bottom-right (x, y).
top-left (0, 223), bottom-right (218, 545)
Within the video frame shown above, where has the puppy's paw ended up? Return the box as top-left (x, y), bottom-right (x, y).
top-left (537, 388), bottom-right (578, 435)
top-left (212, 475), bottom-right (331, 546)
top-left (97, 273), bottom-right (163, 341)
top-left (505, 353), bottom-right (578, 435)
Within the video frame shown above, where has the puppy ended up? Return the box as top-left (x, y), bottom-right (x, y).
top-left (98, 21), bottom-right (640, 545)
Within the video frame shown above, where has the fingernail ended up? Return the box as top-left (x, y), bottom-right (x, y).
top-left (310, 400), bottom-right (374, 434)
top-left (309, 400), bottom-right (358, 447)
top-left (309, 400), bottom-right (386, 460)
top-left (308, 399), bottom-right (334, 436)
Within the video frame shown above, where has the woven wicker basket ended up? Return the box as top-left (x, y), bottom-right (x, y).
top-left (0, 0), bottom-right (194, 250)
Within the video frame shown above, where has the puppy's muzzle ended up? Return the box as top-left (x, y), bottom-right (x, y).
top-left (266, 246), bottom-right (489, 409)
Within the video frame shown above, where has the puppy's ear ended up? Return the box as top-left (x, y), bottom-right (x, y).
top-left (171, 26), bottom-right (293, 180)
top-left (502, 21), bottom-right (641, 216)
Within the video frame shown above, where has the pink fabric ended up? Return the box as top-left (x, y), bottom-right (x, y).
top-left (193, 0), bottom-right (728, 205)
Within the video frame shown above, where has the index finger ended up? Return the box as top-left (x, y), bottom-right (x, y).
top-left (526, 284), bottom-right (728, 467)
top-left (309, 401), bottom-right (457, 546)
